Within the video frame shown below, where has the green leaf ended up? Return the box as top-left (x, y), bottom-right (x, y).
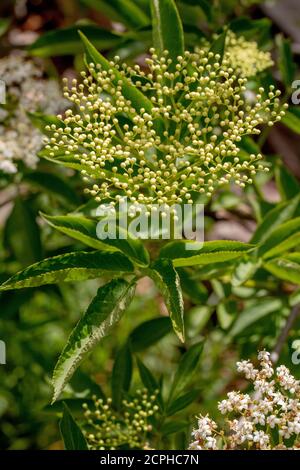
top-left (129, 317), bottom-right (172, 352)
top-left (169, 341), bottom-right (203, 401)
top-left (149, 259), bottom-right (185, 342)
top-left (209, 30), bottom-right (227, 62)
top-left (160, 240), bottom-right (253, 267)
top-left (0, 250), bottom-right (134, 291)
top-left (79, 32), bottom-right (154, 115)
top-left (111, 342), bottom-right (132, 409)
top-left (4, 198), bottom-right (42, 267)
top-left (136, 358), bottom-right (159, 394)
top-left (277, 34), bottom-right (296, 88)
top-left (264, 256), bottom-right (300, 285)
top-left (282, 107), bottom-right (300, 135)
top-left (80, 0), bottom-right (150, 28)
top-left (60, 402), bottom-right (88, 450)
top-left (232, 256), bottom-right (262, 287)
top-left (229, 17), bottom-right (271, 46)
top-left (217, 300), bottom-right (237, 330)
top-left (150, 0), bottom-right (184, 68)
top-left (176, 268), bottom-right (208, 303)
top-left (69, 369), bottom-right (105, 398)
top-left (29, 25), bottom-right (122, 57)
top-left (258, 217), bottom-right (300, 258)
top-left (53, 278), bottom-right (136, 401)
top-left (166, 389), bottom-right (200, 415)
top-left (0, 18), bottom-right (10, 37)
top-left (27, 111), bottom-right (65, 132)
top-left (46, 398), bottom-right (94, 415)
top-left (41, 213), bottom-right (150, 267)
top-left (229, 298), bottom-right (284, 337)
top-left (275, 162), bottom-right (300, 201)
top-left (24, 172), bottom-right (80, 206)
top-left (250, 194), bottom-right (300, 245)
top-left (161, 420), bottom-right (188, 436)
top-left (39, 149), bottom-right (104, 177)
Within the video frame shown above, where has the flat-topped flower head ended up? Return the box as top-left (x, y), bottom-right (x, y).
top-left (224, 31), bottom-right (274, 77)
top-left (189, 351), bottom-right (300, 450)
top-left (0, 53), bottom-right (65, 173)
top-left (45, 49), bottom-right (286, 209)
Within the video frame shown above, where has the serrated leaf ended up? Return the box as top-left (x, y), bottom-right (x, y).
top-left (169, 342), bottom-right (203, 401)
top-left (53, 278), bottom-right (136, 402)
top-left (160, 240), bottom-right (253, 267)
top-left (111, 342), bottom-right (132, 409)
top-left (150, 0), bottom-right (184, 69)
top-left (251, 194), bottom-right (300, 244)
top-left (129, 317), bottom-right (172, 352)
top-left (0, 251), bottom-right (134, 291)
top-left (149, 259), bottom-right (184, 342)
top-left (264, 256), bottom-right (300, 285)
top-left (29, 25), bottom-right (122, 57)
top-left (258, 217), bottom-right (300, 258)
top-left (60, 403), bottom-right (88, 450)
top-left (41, 213), bottom-right (150, 267)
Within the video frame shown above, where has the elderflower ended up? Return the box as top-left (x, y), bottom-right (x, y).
top-left (224, 31), bottom-right (273, 77)
top-left (45, 48), bottom-right (286, 209)
top-left (0, 52), bottom-right (65, 173)
top-left (189, 351), bottom-right (300, 450)
top-left (81, 389), bottom-right (159, 450)
top-left (200, 31), bottom-right (273, 78)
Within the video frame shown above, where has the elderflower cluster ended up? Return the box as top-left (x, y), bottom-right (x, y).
top-left (200, 31), bottom-right (273, 78)
top-left (224, 31), bottom-right (273, 77)
top-left (45, 48), bottom-right (286, 210)
top-left (0, 53), bottom-right (65, 174)
top-left (189, 351), bottom-right (300, 450)
top-left (82, 390), bottom-right (159, 450)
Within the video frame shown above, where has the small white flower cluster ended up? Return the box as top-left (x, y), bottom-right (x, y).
top-left (45, 48), bottom-right (286, 209)
top-left (224, 31), bottom-right (274, 77)
top-left (0, 53), bottom-right (65, 174)
top-left (189, 351), bottom-right (300, 450)
top-left (200, 31), bottom-right (273, 78)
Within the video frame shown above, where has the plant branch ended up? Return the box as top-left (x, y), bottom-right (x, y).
top-left (271, 303), bottom-right (300, 363)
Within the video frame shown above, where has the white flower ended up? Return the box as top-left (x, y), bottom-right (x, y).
top-left (190, 351), bottom-right (300, 450)
top-left (266, 414), bottom-right (281, 428)
top-left (0, 159), bottom-right (17, 174)
top-left (276, 365), bottom-right (300, 393)
top-left (253, 430), bottom-right (270, 449)
top-left (0, 53), bottom-right (66, 172)
top-left (236, 360), bottom-right (258, 380)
